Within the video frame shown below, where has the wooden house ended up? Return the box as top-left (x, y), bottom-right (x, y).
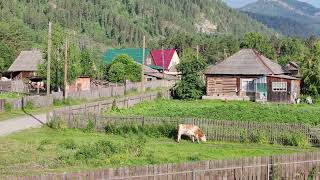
top-left (147, 49), bottom-right (180, 75)
top-left (8, 50), bottom-right (43, 80)
top-left (204, 49), bottom-right (300, 103)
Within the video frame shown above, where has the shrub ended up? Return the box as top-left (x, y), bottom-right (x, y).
top-left (47, 118), bottom-right (66, 130)
top-left (290, 133), bottom-right (309, 147)
top-left (24, 101), bottom-right (34, 110)
top-left (249, 131), bottom-right (268, 144)
top-left (75, 140), bottom-right (117, 161)
top-left (84, 119), bottom-right (95, 133)
top-left (4, 102), bottom-right (12, 112)
top-left (126, 134), bottom-right (146, 157)
top-left (187, 154), bottom-right (201, 161)
top-left (104, 123), bottom-right (176, 139)
top-left (59, 139), bottom-right (77, 150)
top-left (239, 130), bottom-right (249, 143)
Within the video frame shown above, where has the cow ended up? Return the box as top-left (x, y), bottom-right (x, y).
top-left (177, 124), bottom-right (206, 143)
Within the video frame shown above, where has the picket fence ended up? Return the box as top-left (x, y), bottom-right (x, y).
top-left (52, 109), bottom-right (318, 145)
top-left (11, 152), bottom-right (320, 180)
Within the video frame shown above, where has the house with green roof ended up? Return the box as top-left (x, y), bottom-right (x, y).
top-left (103, 48), bottom-right (150, 64)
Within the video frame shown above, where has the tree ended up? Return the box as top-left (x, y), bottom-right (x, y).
top-left (107, 54), bottom-right (141, 83)
top-left (172, 49), bottom-right (207, 99)
top-left (301, 41), bottom-right (320, 96)
top-left (241, 32), bottom-right (275, 59)
top-left (0, 42), bottom-right (14, 72)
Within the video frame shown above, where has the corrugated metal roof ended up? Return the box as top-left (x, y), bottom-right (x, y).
top-left (103, 48), bottom-right (150, 64)
top-left (8, 50), bottom-right (42, 72)
top-left (150, 49), bottom-right (175, 70)
top-left (205, 49), bottom-right (287, 75)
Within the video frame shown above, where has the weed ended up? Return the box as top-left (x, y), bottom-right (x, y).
top-left (84, 119), bottom-right (95, 133)
top-left (24, 101), bottom-right (34, 110)
top-left (59, 139), bottom-right (77, 150)
top-left (47, 118), bottom-right (66, 130)
top-left (4, 102), bottom-right (12, 112)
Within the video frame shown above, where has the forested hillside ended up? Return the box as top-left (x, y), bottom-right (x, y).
top-left (0, 0), bottom-right (273, 48)
top-left (240, 0), bottom-right (320, 37)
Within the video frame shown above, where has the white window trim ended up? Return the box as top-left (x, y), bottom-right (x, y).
top-left (241, 78), bottom-right (255, 92)
top-left (272, 82), bottom-right (287, 92)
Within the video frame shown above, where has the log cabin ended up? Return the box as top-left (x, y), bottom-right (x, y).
top-left (203, 49), bottom-right (300, 103)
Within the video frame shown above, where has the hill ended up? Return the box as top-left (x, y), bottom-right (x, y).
top-left (0, 0), bottom-right (274, 49)
top-left (240, 0), bottom-right (320, 36)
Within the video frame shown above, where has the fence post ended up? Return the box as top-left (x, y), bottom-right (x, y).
top-left (142, 116), bottom-right (145, 127)
top-left (192, 170), bottom-right (196, 180)
top-left (267, 164), bottom-right (270, 180)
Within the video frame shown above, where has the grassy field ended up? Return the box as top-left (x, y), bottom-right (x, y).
top-left (0, 127), bottom-right (315, 177)
top-left (0, 92), bottom-right (22, 99)
top-left (106, 99), bottom-right (320, 125)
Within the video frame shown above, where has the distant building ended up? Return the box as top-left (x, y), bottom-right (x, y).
top-left (103, 48), bottom-right (178, 80)
top-left (147, 48), bottom-right (180, 75)
top-left (103, 48), bottom-right (150, 64)
top-left (204, 49), bottom-right (300, 103)
top-left (66, 76), bottom-right (91, 92)
top-left (8, 50), bottom-right (43, 80)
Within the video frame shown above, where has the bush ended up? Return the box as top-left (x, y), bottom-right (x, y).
top-left (278, 133), bottom-right (309, 147)
top-left (84, 119), bottom-right (95, 133)
top-left (24, 101), bottom-right (34, 110)
top-left (249, 131), bottom-right (268, 144)
top-left (4, 102), bottom-right (12, 112)
top-left (59, 139), bottom-right (77, 150)
top-left (104, 122), bottom-right (176, 138)
top-left (47, 118), bottom-right (66, 130)
top-left (239, 130), bottom-right (249, 143)
top-left (74, 140), bottom-right (117, 161)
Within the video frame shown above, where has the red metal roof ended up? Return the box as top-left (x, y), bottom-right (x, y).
top-left (150, 49), bottom-right (175, 70)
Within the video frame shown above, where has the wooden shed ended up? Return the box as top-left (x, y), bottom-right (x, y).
top-left (204, 49), bottom-right (300, 103)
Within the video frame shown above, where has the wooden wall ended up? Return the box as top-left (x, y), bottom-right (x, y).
top-left (267, 76), bottom-right (292, 103)
top-left (206, 76), bottom-right (237, 96)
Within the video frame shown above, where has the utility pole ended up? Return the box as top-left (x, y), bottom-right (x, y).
top-left (141, 36), bottom-right (145, 92)
top-left (196, 45), bottom-right (199, 61)
top-left (64, 37), bottom-right (68, 99)
top-left (162, 46), bottom-right (165, 79)
top-left (47, 22), bottom-right (52, 95)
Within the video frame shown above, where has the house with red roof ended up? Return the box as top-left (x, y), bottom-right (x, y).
top-left (147, 48), bottom-right (180, 75)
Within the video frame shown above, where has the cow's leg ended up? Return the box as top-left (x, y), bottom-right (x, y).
top-left (192, 136), bottom-right (195, 143)
top-left (177, 133), bottom-right (181, 143)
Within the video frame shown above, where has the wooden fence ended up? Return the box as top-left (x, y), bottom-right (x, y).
top-left (52, 111), bottom-right (318, 145)
top-left (53, 90), bottom-right (171, 116)
top-left (11, 152), bottom-right (320, 180)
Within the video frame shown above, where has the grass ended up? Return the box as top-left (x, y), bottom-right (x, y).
top-left (0, 127), bottom-right (315, 178)
top-left (106, 99), bottom-right (320, 125)
top-left (0, 88), bottom-right (168, 122)
top-left (0, 92), bottom-right (22, 99)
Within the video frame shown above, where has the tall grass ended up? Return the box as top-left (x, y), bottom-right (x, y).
top-left (106, 99), bottom-right (320, 125)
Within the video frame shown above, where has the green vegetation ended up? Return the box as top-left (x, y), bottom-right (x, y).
top-left (172, 49), bottom-right (207, 99)
top-left (0, 92), bottom-right (22, 99)
top-left (107, 54), bottom-right (141, 83)
top-left (0, 127), bottom-right (315, 177)
top-left (106, 99), bottom-right (320, 125)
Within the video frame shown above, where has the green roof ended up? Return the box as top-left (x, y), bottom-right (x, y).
top-left (103, 48), bottom-right (150, 64)
top-left (148, 65), bottom-right (164, 70)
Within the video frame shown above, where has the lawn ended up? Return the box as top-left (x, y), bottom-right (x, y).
top-left (0, 92), bottom-right (22, 99)
top-left (0, 127), bottom-right (315, 177)
top-left (106, 99), bottom-right (320, 125)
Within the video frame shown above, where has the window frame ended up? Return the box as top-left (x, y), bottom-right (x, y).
top-left (272, 82), bottom-right (287, 92)
top-left (241, 78), bottom-right (255, 92)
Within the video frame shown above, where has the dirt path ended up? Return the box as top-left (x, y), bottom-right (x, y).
top-left (0, 113), bottom-right (48, 136)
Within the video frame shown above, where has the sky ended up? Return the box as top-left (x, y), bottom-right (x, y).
top-left (223, 0), bottom-right (320, 8)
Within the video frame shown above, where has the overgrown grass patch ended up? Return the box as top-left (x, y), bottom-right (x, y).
top-left (0, 127), bottom-right (316, 177)
top-left (105, 99), bottom-right (320, 125)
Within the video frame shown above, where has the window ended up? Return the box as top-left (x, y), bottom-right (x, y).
top-left (272, 82), bottom-right (287, 92)
top-left (241, 79), bottom-right (255, 92)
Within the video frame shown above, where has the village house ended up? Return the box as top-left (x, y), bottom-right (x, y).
top-left (147, 48), bottom-right (180, 75)
top-left (66, 76), bottom-right (91, 92)
top-left (103, 48), bottom-right (178, 81)
top-left (8, 50), bottom-right (43, 80)
top-left (203, 49), bottom-right (300, 103)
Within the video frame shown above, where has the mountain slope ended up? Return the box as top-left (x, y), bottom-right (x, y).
top-left (240, 0), bottom-right (320, 36)
top-left (0, 0), bottom-right (275, 48)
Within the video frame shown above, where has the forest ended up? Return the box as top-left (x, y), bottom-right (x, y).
top-left (0, 0), bottom-right (320, 96)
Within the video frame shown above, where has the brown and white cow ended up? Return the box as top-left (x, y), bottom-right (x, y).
top-left (177, 124), bottom-right (206, 143)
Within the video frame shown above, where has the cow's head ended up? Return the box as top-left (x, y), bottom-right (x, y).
top-left (200, 134), bottom-right (207, 142)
